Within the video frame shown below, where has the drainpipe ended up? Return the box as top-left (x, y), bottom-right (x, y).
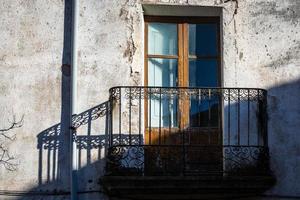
top-left (70, 0), bottom-right (79, 199)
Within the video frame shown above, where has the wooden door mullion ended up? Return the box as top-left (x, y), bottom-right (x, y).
top-left (178, 24), bottom-right (185, 134)
top-left (182, 23), bottom-right (190, 131)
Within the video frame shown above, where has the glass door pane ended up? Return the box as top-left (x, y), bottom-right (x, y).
top-left (188, 23), bottom-right (219, 127)
top-left (189, 60), bottom-right (218, 87)
top-left (147, 23), bottom-right (178, 128)
top-left (148, 23), bottom-right (177, 55)
top-left (148, 58), bottom-right (178, 127)
top-left (189, 24), bottom-right (218, 56)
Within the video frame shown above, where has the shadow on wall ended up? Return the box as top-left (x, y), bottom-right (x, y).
top-left (34, 103), bottom-right (109, 200)
top-left (8, 0), bottom-right (109, 199)
top-left (9, 101), bottom-right (110, 200)
top-left (266, 78), bottom-right (300, 196)
top-left (9, 80), bottom-right (300, 200)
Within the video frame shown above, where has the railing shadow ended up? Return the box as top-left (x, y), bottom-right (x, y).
top-left (7, 102), bottom-right (110, 199)
top-left (29, 101), bottom-right (143, 199)
top-left (11, 79), bottom-right (300, 199)
top-left (36, 101), bottom-right (109, 190)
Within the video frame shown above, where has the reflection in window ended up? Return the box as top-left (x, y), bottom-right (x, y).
top-left (148, 23), bottom-right (177, 55)
top-left (148, 58), bottom-right (178, 128)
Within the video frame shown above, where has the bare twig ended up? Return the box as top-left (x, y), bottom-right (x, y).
top-left (0, 145), bottom-right (18, 171)
top-left (0, 114), bottom-right (24, 171)
top-left (0, 114), bottom-right (24, 132)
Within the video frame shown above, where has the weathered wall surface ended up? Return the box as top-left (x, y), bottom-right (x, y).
top-left (0, 0), bottom-right (67, 194)
top-left (0, 0), bottom-right (299, 199)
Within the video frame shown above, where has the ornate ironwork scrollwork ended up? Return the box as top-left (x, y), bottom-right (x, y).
top-left (224, 146), bottom-right (270, 175)
top-left (72, 101), bottom-right (109, 128)
top-left (106, 145), bottom-right (270, 176)
top-left (107, 145), bottom-right (144, 175)
top-left (111, 87), bottom-right (267, 102)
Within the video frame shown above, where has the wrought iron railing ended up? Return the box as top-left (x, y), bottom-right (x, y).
top-left (106, 86), bottom-right (269, 176)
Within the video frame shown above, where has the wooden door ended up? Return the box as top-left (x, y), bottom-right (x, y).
top-left (144, 17), bottom-right (222, 174)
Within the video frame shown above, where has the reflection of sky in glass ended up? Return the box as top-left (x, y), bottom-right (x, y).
top-left (148, 22), bottom-right (178, 128)
top-left (148, 58), bottom-right (178, 127)
top-left (189, 24), bottom-right (217, 56)
top-left (148, 58), bottom-right (177, 87)
top-left (148, 23), bottom-right (177, 55)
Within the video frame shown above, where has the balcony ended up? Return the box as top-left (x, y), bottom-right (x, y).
top-left (101, 86), bottom-right (275, 199)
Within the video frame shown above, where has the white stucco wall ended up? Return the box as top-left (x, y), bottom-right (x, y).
top-left (0, 0), bottom-right (299, 199)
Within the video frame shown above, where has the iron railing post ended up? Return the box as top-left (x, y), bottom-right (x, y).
top-left (109, 91), bottom-right (114, 147)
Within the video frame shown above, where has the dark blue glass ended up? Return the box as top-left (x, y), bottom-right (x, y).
top-left (189, 60), bottom-right (218, 87)
top-left (189, 24), bottom-right (218, 56)
top-left (189, 60), bottom-right (219, 127)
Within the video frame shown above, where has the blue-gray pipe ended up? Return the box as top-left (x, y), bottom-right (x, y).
top-left (70, 0), bottom-right (78, 199)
